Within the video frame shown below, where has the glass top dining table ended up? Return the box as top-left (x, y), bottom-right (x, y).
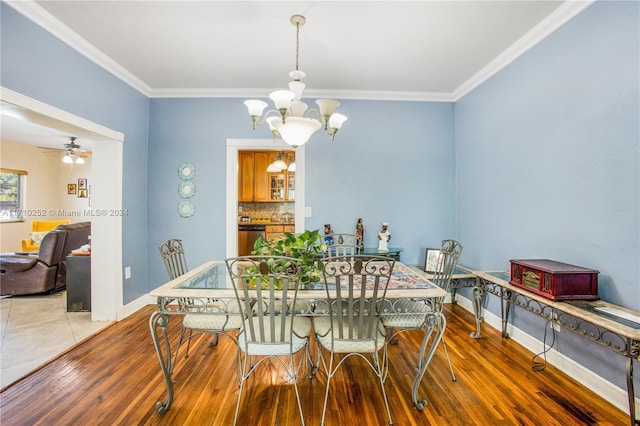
top-left (149, 260), bottom-right (447, 414)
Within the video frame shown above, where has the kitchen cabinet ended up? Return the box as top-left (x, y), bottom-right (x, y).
top-left (266, 224), bottom-right (295, 241)
top-left (238, 151), bottom-right (270, 202)
top-left (268, 152), bottom-right (295, 201)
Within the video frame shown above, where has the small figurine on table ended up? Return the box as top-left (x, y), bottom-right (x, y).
top-left (377, 222), bottom-right (391, 252)
top-left (355, 218), bottom-right (364, 252)
top-left (323, 224), bottom-right (334, 246)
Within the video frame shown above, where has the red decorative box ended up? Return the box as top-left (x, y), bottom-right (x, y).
top-left (509, 259), bottom-right (599, 301)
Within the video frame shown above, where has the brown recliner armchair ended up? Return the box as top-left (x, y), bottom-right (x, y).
top-left (0, 221), bottom-right (91, 296)
top-left (55, 222), bottom-right (91, 287)
top-left (0, 231), bottom-right (67, 296)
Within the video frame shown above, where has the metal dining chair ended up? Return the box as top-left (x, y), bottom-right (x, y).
top-left (225, 255), bottom-right (311, 426)
top-left (158, 238), bottom-right (241, 359)
top-left (381, 239), bottom-right (463, 382)
top-left (314, 255), bottom-right (395, 426)
top-left (324, 233), bottom-right (358, 257)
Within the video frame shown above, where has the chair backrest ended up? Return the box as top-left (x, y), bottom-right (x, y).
top-left (324, 233), bottom-right (358, 257)
top-left (431, 239), bottom-right (463, 309)
top-left (320, 255), bottom-right (395, 341)
top-left (225, 256), bottom-right (304, 345)
top-left (159, 238), bottom-right (188, 280)
top-left (37, 230), bottom-right (67, 266)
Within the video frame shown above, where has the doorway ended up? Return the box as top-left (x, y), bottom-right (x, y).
top-left (1, 87), bottom-right (124, 321)
top-left (225, 139), bottom-right (305, 258)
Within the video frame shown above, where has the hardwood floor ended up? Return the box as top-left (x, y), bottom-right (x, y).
top-left (0, 303), bottom-right (627, 425)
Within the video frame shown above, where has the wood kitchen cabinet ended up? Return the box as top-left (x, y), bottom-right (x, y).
top-left (266, 224), bottom-right (295, 240)
top-left (268, 152), bottom-right (295, 201)
top-left (238, 151), bottom-right (270, 202)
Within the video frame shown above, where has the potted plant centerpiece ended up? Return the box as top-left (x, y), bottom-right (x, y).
top-left (251, 229), bottom-right (326, 288)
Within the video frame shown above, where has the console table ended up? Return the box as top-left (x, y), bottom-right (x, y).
top-left (470, 270), bottom-right (640, 426)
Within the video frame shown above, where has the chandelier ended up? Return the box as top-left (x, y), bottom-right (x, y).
top-left (267, 151), bottom-right (296, 172)
top-left (244, 15), bottom-right (347, 149)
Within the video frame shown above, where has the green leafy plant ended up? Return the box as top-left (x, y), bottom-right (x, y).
top-left (252, 229), bottom-right (326, 287)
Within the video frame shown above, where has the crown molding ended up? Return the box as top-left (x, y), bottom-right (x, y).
top-left (148, 87), bottom-right (456, 102)
top-left (4, 0), bottom-right (152, 97)
top-left (452, 0), bottom-right (596, 101)
top-left (6, 0), bottom-right (594, 103)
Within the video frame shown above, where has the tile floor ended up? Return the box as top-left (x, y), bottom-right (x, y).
top-left (0, 291), bottom-right (112, 389)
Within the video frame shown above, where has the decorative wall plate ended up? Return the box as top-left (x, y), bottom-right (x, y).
top-left (177, 200), bottom-right (195, 217)
top-left (178, 181), bottom-right (195, 198)
top-left (178, 162), bottom-right (196, 180)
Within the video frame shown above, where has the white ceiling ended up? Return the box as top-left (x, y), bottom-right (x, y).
top-left (1, 0), bottom-right (594, 147)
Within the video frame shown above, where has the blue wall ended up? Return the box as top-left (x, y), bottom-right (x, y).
top-left (0, 4), bottom-right (150, 303)
top-left (455, 0), bottom-right (639, 388)
top-left (146, 98), bottom-right (455, 289)
top-left (2, 0), bottom-right (639, 396)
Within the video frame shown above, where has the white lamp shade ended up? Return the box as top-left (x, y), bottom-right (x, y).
top-left (288, 162), bottom-right (296, 172)
top-left (266, 116), bottom-right (278, 131)
top-left (328, 113), bottom-right (348, 130)
top-left (62, 154), bottom-right (73, 164)
top-left (267, 162), bottom-right (281, 172)
top-left (315, 99), bottom-right (341, 117)
top-left (75, 156), bottom-right (85, 164)
top-left (288, 80), bottom-right (305, 100)
top-left (289, 100), bottom-right (308, 117)
top-left (269, 90), bottom-right (295, 110)
top-left (272, 159), bottom-right (287, 170)
top-left (244, 100), bottom-right (268, 117)
top-left (271, 117), bottom-right (321, 148)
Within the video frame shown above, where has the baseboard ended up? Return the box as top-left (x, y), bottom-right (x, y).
top-left (117, 294), bottom-right (155, 321)
top-left (452, 294), bottom-right (639, 416)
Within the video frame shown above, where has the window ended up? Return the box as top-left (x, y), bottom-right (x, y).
top-left (0, 168), bottom-right (27, 222)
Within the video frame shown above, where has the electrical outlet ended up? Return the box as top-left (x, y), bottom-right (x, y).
top-left (124, 266), bottom-right (131, 279)
top-left (304, 207), bottom-right (312, 217)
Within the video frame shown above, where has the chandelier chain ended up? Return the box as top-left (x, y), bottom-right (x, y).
top-left (295, 21), bottom-right (300, 73)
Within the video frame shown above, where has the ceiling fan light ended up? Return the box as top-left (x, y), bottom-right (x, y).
top-left (288, 162), bottom-right (296, 172)
top-left (75, 156), bottom-right (85, 164)
top-left (62, 154), bottom-right (73, 164)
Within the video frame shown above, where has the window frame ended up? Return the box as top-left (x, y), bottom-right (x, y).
top-left (0, 168), bottom-right (28, 223)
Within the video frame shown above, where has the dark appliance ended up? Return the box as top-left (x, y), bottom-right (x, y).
top-left (238, 224), bottom-right (266, 256)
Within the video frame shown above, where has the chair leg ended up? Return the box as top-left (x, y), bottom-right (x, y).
top-left (233, 350), bottom-right (248, 426)
top-left (290, 355), bottom-right (306, 426)
top-left (183, 328), bottom-right (194, 358)
top-left (210, 333), bottom-right (219, 347)
top-left (319, 351), bottom-right (334, 426)
top-left (440, 337), bottom-right (457, 382)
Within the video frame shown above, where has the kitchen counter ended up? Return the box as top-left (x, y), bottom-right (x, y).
top-left (237, 221), bottom-right (294, 226)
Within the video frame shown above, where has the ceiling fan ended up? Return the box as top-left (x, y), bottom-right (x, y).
top-left (39, 136), bottom-right (91, 164)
